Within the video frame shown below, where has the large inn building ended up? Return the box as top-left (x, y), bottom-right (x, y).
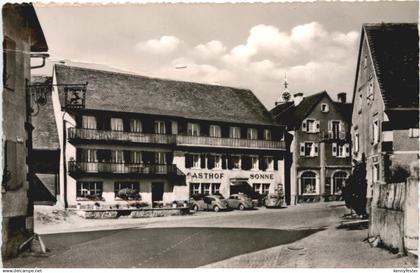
top-left (49, 64), bottom-right (289, 207)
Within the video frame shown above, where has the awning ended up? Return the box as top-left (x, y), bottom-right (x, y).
top-left (230, 177), bottom-right (249, 186)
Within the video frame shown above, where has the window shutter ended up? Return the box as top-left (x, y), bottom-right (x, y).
top-left (273, 156), bottom-right (278, 171)
top-left (332, 143), bottom-right (337, 157)
top-left (208, 155), bottom-right (215, 169)
top-left (302, 120), bottom-right (307, 132)
top-left (345, 144), bottom-right (350, 157)
top-left (4, 140), bottom-right (25, 190)
top-left (316, 120), bottom-right (320, 132)
top-left (242, 155), bottom-right (251, 170)
top-left (300, 143), bottom-right (305, 156)
top-left (166, 152), bottom-right (173, 164)
top-left (227, 155), bottom-right (233, 170)
top-left (200, 154), bottom-right (206, 169)
top-left (314, 144), bottom-right (319, 156)
top-left (261, 157), bottom-right (267, 171)
top-left (185, 154), bottom-right (191, 168)
top-left (123, 151), bottom-right (130, 163)
top-left (258, 155), bottom-right (264, 170)
top-left (222, 155), bottom-right (227, 169)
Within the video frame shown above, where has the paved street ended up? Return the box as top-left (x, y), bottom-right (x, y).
top-left (5, 203), bottom-right (346, 268)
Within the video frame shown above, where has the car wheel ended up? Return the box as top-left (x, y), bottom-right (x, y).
top-left (238, 204), bottom-right (245, 211)
top-left (213, 206), bottom-right (220, 212)
top-left (193, 205), bottom-right (199, 212)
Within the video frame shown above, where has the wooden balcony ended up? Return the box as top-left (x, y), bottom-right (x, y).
top-left (68, 161), bottom-right (182, 177)
top-left (176, 135), bottom-right (286, 150)
top-left (68, 128), bottom-right (175, 144)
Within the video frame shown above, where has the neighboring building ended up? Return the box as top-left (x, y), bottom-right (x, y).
top-left (31, 76), bottom-right (60, 205)
top-left (271, 82), bottom-right (352, 205)
top-left (351, 23), bottom-right (419, 202)
top-left (2, 4), bottom-right (48, 258)
top-left (49, 64), bottom-right (288, 208)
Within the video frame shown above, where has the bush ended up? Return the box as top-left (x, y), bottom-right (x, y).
top-left (342, 160), bottom-right (367, 217)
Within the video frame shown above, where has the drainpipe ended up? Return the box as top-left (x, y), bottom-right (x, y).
top-left (30, 53), bottom-right (49, 69)
top-left (62, 112), bottom-right (68, 209)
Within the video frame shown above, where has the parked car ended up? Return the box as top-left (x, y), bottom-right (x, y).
top-left (264, 193), bottom-right (285, 208)
top-left (190, 195), bottom-right (229, 212)
top-left (226, 194), bottom-right (254, 210)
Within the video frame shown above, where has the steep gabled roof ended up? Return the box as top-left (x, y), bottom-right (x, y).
top-left (363, 23), bottom-right (419, 109)
top-left (31, 75), bottom-right (60, 150)
top-left (54, 64), bottom-right (279, 126)
top-left (270, 91), bottom-right (352, 130)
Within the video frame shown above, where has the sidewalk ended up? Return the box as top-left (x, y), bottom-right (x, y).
top-left (203, 224), bottom-right (418, 268)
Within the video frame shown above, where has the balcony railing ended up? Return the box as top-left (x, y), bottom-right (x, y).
top-left (321, 131), bottom-right (349, 141)
top-left (68, 161), bottom-right (180, 176)
top-left (68, 128), bottom-right (175, 144)
top-left (176, 135), bottom-right (286, 150)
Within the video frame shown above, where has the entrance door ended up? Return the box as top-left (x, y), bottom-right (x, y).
top-left (152, 182), bottom-right (164, 207)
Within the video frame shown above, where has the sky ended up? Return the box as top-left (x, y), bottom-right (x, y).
top-left (34, 2), bottom-right (418, 109)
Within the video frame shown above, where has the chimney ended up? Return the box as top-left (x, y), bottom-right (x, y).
top-left (337, 92), bottom-right (347, 103)
top-left (293, 93), bottom-right (304, 106)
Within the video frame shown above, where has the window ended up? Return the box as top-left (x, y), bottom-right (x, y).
top-left (332, 143), bottom-right (350, 158)
top-left (409, 128), bottom-right (419, 138)
top-left (130, 119), bottom-right (142, 133)
top-left (211, 183), bottom-right (221, 195)
top-left (3, 37), bottom-right (16, 90)
top-left (300, 142), bottom-right (318, 157)
top-left (264, 156), bottom-right (274, 170)
top-left (111, 118), bottom-right (124, 131)
top-left (373, 120), bottom-right (380, 144)
top-left (77, 181), bottom-right (103, 199)
top-left (253, 183), bottom-right (262, 194)
top-left (111, 150), bottom-right (124, 163)
top-left (363, 55), bottom-right (368, 69)
top-left (262, 184), bottom-right (270, 195)
top-left (187, 123), bottom-right (200, 136)
top-left (264, 129), bottom-right (272, 141)
top-left (192, 154), bottom-right (201, 168)
top-left (209, 125), bottom-right (221, 138)
top-left (354, 133), bottom-right (359, 152)
top-left (190, 183), bottom-right (200, 195)
top-left (231, 155), bottom-right (241, 169)
top-left (229, 127), bottom-right (241, 139)
top-left (155, 152), bottom-right (167, 164)
top-left (154, 121), bottom-right (166, 134)
top-left (114, 182), bottom-right (139, 198)
top-left (214, 155), bottom-right (222, 169)
top-left (331, 121), bottom-right (341, 139)
top-left (301, 171), bottom-right (317, 195)
top-left (81, 149), bottom-right (97, 162)
top-left (247, 128), bottom-right (258, 140)
top-left (82, 116), bottom-right (97, 129)
top-left (201, 183), bottom-right (211, 195)
top-left (333, 172), bottom-right (348, 195)
top-left (302, 119), bottom-right (319, 133)
top-left (358, 93), bottom-right (363, 114)
top-left (373, 164), bottom-right (380, 183)
top-left (251, 156), bottom-right (259, 170)
top-left (130, 151), bottom-right (142, 164)
top-left (321, 103), bottom-right (329, 113)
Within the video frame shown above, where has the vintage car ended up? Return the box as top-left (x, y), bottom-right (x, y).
top-left (226, 194), bottom-right (254, 210)
top-left (190, 195), bottom-right (229, 212)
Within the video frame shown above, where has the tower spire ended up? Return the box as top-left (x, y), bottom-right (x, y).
top-left (275, 73), bottom-right (292, 105)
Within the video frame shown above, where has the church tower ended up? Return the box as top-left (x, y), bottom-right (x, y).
top-left (275, 74), bottom-right (292, 105)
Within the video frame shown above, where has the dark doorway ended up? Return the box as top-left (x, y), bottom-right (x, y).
top-left (152, 182), bottom-right (164, 206)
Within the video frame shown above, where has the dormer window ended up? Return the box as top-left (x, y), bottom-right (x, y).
top-left (321, 103), bottom-right (329, 113)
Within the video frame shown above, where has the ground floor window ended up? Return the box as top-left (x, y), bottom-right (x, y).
top-left (114, 182), bottom-right (140, 200)
top-left (190, 182), bottom-right (221, 196)
top-left (253, 183), bottom-right (270, 195)
top-left (76, 181), bottom-right (103, 200)
top-left (301, 171), bottom-right (317, 195)
top-left (333, 171), bottom-right (348, 195)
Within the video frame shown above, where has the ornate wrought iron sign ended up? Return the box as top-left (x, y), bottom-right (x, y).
top-left (26, 82), bottom-right (88, 116)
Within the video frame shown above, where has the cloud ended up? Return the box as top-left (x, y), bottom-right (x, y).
top-left (194, 40), bottom-right (227, 59)
top-left (134, 35), bottom-right (181, 55)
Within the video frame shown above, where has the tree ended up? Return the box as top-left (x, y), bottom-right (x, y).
top-left (342, 159), bottom-right (368, 217)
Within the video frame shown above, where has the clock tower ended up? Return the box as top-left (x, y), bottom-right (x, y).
top-left (275, 74), bottom-right (292, 105)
